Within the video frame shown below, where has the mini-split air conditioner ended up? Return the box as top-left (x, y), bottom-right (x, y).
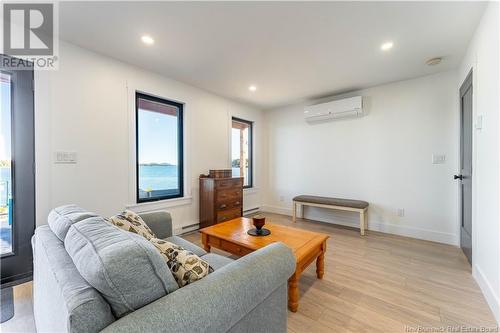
top-left (304, 96), bottom-right (363, 122)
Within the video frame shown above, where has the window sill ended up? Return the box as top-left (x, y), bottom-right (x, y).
top-left (243, 187), bottom-right (259, 195)
top-left (126, 196), bottom-right (193, 213)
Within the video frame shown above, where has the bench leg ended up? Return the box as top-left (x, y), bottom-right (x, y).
top-left (364, 208), bottom-right (368, 233)
top-left (300, 203), bottom-right (304, 219)
top-left (360, 210), bottom-right (365, 236)
top-left (293, 201), bottom-right (297, 222)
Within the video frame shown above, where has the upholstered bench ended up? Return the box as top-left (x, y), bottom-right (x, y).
top-left (293, 195), bottom-right (369, 235)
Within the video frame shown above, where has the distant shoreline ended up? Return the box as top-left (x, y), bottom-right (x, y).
top-left (139, 163), bottom-right (175, 167)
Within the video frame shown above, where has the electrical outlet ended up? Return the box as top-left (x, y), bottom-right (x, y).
top-left (397, 208), bottom-right (405, 217)
top-left (279, 196), bottom-right (285, 202)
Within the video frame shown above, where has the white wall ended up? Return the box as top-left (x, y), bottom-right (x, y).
top-left (31, 6), bottom-right (500, 323)
top-left (35, 42), bottom-right (265, 232)
top-left (458, 2), bottom-right (500, 324)
top-left (263, 70), bottom-right (460, 245)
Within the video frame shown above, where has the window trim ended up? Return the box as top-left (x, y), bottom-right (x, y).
top-left (231, 117), bottom-right (253, 189)
top-left (135, 92), bottom-right (184, 203)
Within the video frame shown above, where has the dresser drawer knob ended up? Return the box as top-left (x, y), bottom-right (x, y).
top-left (220, 204), bottom-right (227, 209)
top-left (235, 201), bottom-right (240, 205)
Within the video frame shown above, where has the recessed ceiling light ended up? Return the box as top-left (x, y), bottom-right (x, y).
top-left (141, 35), bottom-right (155, 45)
top-left (426, 57), bottom-right (442, 66)
top-left (380, 41), bottom-right (394, 51)
top-left (248, 85), bottom-right (257, 92)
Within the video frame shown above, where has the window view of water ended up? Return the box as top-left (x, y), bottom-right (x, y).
top-left (231, 167), bottom-right (249, 179)
top-left (139, 164), bottom-right (179, 191)
top-left (1, 72), bottom-right (12, 255)
top-left (138, 164), bottom-right (181, 200)
top-left (136, 94), bottom-right (182, 201)
top-left (232, 118), bottom-right (252, 187)
top-left (137, 166), bottom-right (245, 200)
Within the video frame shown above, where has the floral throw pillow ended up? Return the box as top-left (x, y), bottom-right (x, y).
top-left (150, 238), bottom-right (211, 287)
top-left (107, 210), bottom-right (156, 240)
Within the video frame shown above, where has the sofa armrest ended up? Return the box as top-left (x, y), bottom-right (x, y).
top-left (139, 211), bottom-right (173, 239)
top-left (101, 242), bottom-right (295, 333)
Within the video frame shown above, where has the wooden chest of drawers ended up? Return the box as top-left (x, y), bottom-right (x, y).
top-left (199, 177), bottom-right (243, 228)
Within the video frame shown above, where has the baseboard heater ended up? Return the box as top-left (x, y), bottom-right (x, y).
top-left (178, 208), bottom-right (260, 234)
top-left (181, 223), bottom-right (199, 230)
top-left (244, 207), bottom-right (260, 215)
top-left (174, 223), bottom-right (200, 236)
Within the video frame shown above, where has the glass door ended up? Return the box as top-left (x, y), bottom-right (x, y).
top-left (1, 72), bottom-right (13, 256)
top-left (0, 55), bottom-right (35, 286)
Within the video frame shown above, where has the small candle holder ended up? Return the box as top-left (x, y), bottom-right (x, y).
top-left (248, 215), bottom-right (271, 236)
top-left (253, 215), bottom-right (266, 231)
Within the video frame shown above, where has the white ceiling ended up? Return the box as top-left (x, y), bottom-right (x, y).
top-left (59, 1), bottom-right (486, 109)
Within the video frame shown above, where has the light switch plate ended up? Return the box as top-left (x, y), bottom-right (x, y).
top-left (476, 115), bottom-right (483, 130)
top-left (432, 154), bottom-right (446, 164)
top-left (54, 151), bottom-right (77, 164)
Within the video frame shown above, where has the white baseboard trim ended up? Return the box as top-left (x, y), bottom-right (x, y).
top-left (261, 205), bottom-right (293, 216)
top-left (260, 204), bottom-right (459, 245)
top-left (473, 264), bottom-right (500, 324)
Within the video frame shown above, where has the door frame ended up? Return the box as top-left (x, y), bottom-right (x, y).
top-left (0, 54), bottom-right (36, 287)
top-left (458, 69), bottom-right (473, 265)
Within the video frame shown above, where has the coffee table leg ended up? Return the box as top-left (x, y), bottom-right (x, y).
top-left (316, 241), bottom-right (326, 279)
top-left (288, 273), bottom-right (299, 312)
top-left (201, 233), bottom-right (211, 252)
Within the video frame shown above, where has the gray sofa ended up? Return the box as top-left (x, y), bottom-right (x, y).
top-left (32, 207), bottom-right (295, 333)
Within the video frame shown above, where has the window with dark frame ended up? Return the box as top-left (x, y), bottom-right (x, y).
top-left (136, 92), bottom-right (184, 203)
top-left (0, 56), bottom-right (36, 284)
top-left (231, 117), bottom-right (253, 188)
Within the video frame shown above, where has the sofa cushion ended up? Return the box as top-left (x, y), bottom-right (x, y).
top-left (150, 238), bottom-right (211, 287)
top-left (201, 253), bottom-right (234, 271)
top-left (108, 210), bottom-right (156, 240)
top-left (33, 226), bottom-right (115, 333)
top-left (139, 211), bottom-right (173, 239)
top-left (65, 217), bottom-right (178, 318)
top-left (165, 236), bottom-right (207, 257)
top-left (48, 205), bottom-right (98, 241)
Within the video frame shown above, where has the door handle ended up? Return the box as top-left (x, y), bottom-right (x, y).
top-left (454, 174), bottom-right (464, 180)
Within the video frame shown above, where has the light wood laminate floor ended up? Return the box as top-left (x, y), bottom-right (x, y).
top-left (184, 213), bottom-right (497, 333)
top-left (2, 213), bottom-right (496, 333)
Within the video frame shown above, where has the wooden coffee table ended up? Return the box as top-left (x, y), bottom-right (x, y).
top-left (199, 217), bottom-right (329, 312)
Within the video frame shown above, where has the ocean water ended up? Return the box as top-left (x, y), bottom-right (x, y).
top-left (0, 168), bottom-right (10, 183)
top-left (0, 168), bottom-right (11, 206)
top-left (138, 165), bottom-right (248, 191)
top-left (139, 165), bottom-right (179, 191)
top-left (1, 165), bottom-right (245, 196)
